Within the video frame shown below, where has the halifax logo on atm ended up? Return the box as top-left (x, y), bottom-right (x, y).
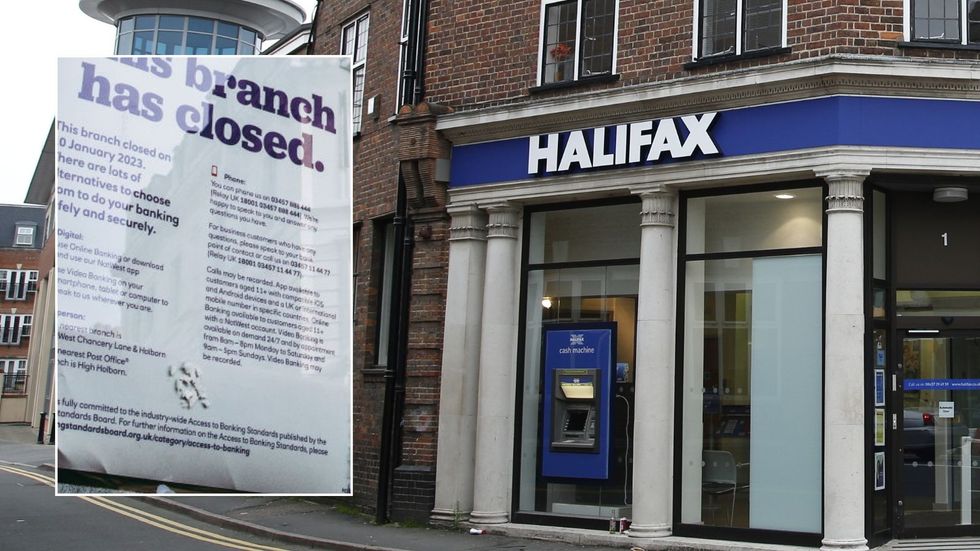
top-left (541, 324), bottom-right (615, 480)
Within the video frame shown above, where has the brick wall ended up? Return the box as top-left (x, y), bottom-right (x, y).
top-left (424, 0), bottom-right (980, 112)
top-left (391, 465), bottom-right (437, 522)
top-left (314, 1), bottom-right (449, 519)
top-left (0, 248), bottom-right (41, 395)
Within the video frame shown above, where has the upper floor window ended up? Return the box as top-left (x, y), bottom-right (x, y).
top-left (696, 0), bottom-right (785, 58)
top-left (0, 270), bottom-right (38, 301)
top-left (539, 0), bottom-right (617, 85)
top-left (0, 314), bottom-right (32, 346)
top-left (14, 224), bottom-right (35, 247)
top-left (910, 0), bottom-right (980, 44)
top-left (342, 12), bottom-right (370, 133)
top-left (115, 15), bottom-right (259, 55)
top-left (397, 0), bottom-right (412, 106)
top-left (1, 359), bottom-right (26, 393)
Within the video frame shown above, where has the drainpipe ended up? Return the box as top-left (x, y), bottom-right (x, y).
top-left (377, 172), bottom-right (414, 523)
top-left (378, 0), bottom-right (427, 525)
top-left (306, 0), bottom-right (322, 55)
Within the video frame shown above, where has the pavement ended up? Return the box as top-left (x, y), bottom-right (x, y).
top-left (1, 423), bottom-right (818, 550)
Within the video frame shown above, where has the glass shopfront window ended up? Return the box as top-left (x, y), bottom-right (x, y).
top-left (680, 186), bottom-right (823, 533)
top-left (517, 201), bottom-right (640, 522)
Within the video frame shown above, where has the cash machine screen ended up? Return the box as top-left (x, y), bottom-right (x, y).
top-left (559, 379), bottom-right (594, 400)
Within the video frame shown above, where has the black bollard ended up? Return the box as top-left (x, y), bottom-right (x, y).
top-left (37, 412), bottom-right (47, 444)
top-left (48, 414), bottom-right (55, 444)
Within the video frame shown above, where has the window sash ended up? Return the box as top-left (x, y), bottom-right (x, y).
top-left (2, 270), bottom-right (38, 300)
top-left (540, 0), bottom-right (617, 84)
top-left (342, 13), bottom-right (370, 133)
top-left (1, 359), bottom-right (26, 392)
top-left (910, 0), bottom-right (979, 43)
top-left (397, 0), bottom-right (412, 105)
top-left (14, 226), bottom-right (35, 246)
top-left (581, 0), bottom-right (616, 77)
top-left (695, 0), bottom-right (785, 58)
top-left (375, 224), bottom-right (396, 367)
top-left (115, 15), bottom-right (259, 55)
top-left (743, 0), bottom-right (783, 51)
top-left (0, 315), bottom-right (30, 345)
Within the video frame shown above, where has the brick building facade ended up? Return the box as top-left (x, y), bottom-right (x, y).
top-left (312, 0), bottom-right (447, 522)
top-left (0, 204), bottom-right (46, 424)
top-left (413, 0), bottom-right (980, 549)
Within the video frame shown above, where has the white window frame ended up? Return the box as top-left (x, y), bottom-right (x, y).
top-left (536, 0), bottom-right (620, 86)
top-left (1, 359), bottom-right (26, 393)
top-left (691, 0), bottom-right (788, 60)
top-left (14, 225), bottom-right (35, 247)
top-left (342, 12), bottom-right (370, 134)
top-left (904, 0), bottom-right (976, 44)
top-left (0, 314), bottom-right (31, 345)
top-left (0, 270), bottom-right (39, 301)
top-left (396, 0), bottom-right (412, 107)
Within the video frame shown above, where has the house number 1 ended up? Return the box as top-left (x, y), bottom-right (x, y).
top-left (942, 232), bottom-right (948, 247)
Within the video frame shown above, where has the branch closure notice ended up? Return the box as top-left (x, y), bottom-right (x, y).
top-left (56, 57), bottom-right (352, 494)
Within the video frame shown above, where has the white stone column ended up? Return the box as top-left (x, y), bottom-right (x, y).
top-left (470, 203), bottom-right (520, 524)
top-left (820, 171), bottom-right (869, 551)
top-left (431, 205), bottom-right (488, 523)
top-left (629, 190), bottom-right (677, 539)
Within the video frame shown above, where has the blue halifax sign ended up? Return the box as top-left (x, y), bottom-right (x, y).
top-left (449, 96), bottom-right (980, 188)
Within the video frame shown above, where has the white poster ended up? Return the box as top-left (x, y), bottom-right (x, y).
top-left (55, 57), bottom-right (351, 494)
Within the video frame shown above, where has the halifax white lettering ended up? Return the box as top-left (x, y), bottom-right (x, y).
top-left (527, 113), bottom-right (718, 175)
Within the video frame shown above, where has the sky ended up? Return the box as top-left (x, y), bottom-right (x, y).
top-left (0, 2), bottom-right (316, 206)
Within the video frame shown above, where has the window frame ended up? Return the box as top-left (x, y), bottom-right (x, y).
top-left (0, 314), bottom-right (32, 345)
top-left (905, 0), bottom-right (980, 45)
top-left (536, 0), bottom-right (620, 87)
top-left (1, 358), bottom-right (27, 393)
top-left (114, 15), bottom-right (260, 55)
top-left (1, 270), bottom-right (39, 301)
top-left (511, 196), bottom-right (642, 529)
top-left (671, 181), bottom-right (827, 546)
top-left (342, 12), bottom-right (370, 134)
top-left (14, 225), bottom-right (36, 247)
top-left (373, 221), bottom-right (396, 368)
top-left (396, 0), bottom-right (411, 107)
top-left (691, 0), bottom-right (788, 61)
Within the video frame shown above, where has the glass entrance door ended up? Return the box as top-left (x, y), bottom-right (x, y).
top-left (898, 333), bottom-right (980, 533)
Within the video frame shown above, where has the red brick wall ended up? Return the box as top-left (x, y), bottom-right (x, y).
top-left (424, 0), bottom-right (980, 112)
top-left (0, 248), bottom-right (41, 392)
top-left (314, 0), bottom-right (447, 520)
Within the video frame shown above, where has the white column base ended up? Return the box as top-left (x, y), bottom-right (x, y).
top-left (430, 507), bottom-right (471, 524)
top-left (628, 523), bottom-right (671, 538)
top-left (469, 510), bottom-right (509, 524)
top-left (820, 537), bottom-right (869, 551)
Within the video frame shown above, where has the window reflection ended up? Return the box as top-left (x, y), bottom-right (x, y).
top-left (114, 15), bottom-right (261, 55)
top-left (682, 186), bottom-right (824, 534)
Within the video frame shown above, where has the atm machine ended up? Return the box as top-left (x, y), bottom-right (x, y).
top-left (541, 323), bottom-right (615, 479)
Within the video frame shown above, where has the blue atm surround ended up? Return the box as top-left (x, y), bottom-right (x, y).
top-left (541, 323), bottom-right (615, 479)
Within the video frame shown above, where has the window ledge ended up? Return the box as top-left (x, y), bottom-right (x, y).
top-left (898, 40), bottom-right (980, 52)
top-left (529, 73), bottom-right (620, 94)
top-left (684, 46), bottom-right (792, 69)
